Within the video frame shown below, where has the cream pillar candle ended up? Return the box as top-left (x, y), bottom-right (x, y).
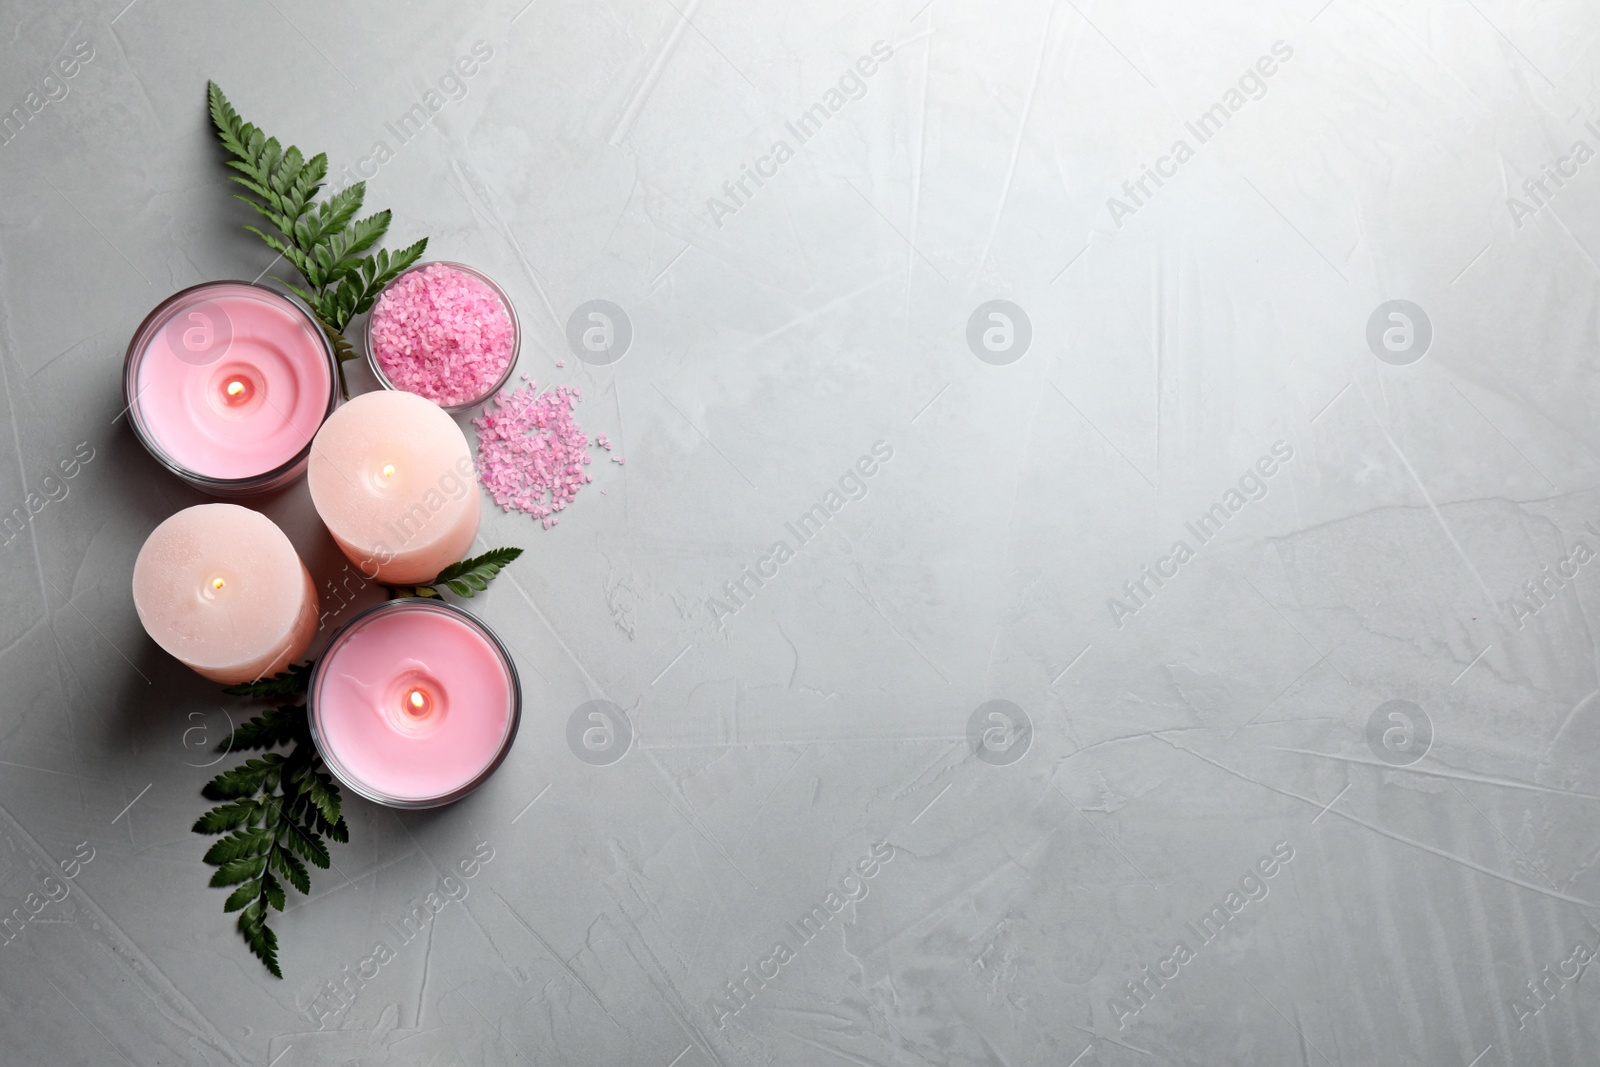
top-left (132, 504), bottom-right (318, 684)
top-left (307, 390), bottom-right (480, 585)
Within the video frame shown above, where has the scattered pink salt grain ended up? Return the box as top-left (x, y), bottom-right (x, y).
top-left (369, 263), bottom-right (516, 408)
top-left (474, 382), bottom-right (601, 529)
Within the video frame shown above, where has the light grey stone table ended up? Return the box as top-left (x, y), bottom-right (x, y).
top-left (3, 0), bottom-right (1600, 1063)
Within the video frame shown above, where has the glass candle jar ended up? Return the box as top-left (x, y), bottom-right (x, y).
top-left (364, 261), bottom-right (520, 412)
top-left (308, 599), bottom-right (521, 808)
top-left (123, 281), bottom-right (340, 497)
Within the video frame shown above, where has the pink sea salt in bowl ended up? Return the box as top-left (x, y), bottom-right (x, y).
top-left (364, 261), bottom-right (519, 413)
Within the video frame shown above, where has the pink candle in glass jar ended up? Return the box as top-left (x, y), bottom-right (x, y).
top-left (124, 282), bottom-right (338, 496)
top-left (309, 600), bottom-right (520, 807)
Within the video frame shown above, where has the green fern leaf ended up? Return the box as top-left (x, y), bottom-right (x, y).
top-left (214, 704), bottom-right (304, 753)
top-left (407, 547), bottom-right (525, 600)
top-left (209, 82), bottom-right (424, 399)
top-left (272, 849), bottom-right (312, 895)
top-left (202, 755), bottom-right (281, 800)
top-left (262, 873), bottom-right (287, 912)
top-left (191, 799), bottom-right (260, 834)
top-left (209, 854), bottom-right (268, 888)
top-left (280, 824), bottom-right (331, 870)
top-left (238, 900), bottom-right (282, 979)
top-left (223, 881), bottom-right (260, 913)
top-left (202, 827), bottom-right (272, 866)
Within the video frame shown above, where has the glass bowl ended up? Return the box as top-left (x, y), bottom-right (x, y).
top-left (363, 260), bottom-right (520, 414)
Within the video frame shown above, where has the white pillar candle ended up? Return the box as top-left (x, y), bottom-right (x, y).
top-left (307, 390), bottom-right (480, 585)
top-left (131, 504), bottom-right (318, 684)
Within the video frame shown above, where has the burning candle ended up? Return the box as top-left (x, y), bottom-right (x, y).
top-left (131, 504), bottom-right (318, 684)
top-left (309, 599), bottom-right (520, 807)
top-left (124, 282), bottom-right (339, 496)
top-left (307, 390), bottom-right (481, 585)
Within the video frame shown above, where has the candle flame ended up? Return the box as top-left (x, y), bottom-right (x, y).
top-left (226, 380), bottom-right (245, 397)
top-left (403, 687), bottom-right (432, 717)
top-left (211, 577), bottom-right (225, 590)
top-left (382, 464), bottom-right (395, 479)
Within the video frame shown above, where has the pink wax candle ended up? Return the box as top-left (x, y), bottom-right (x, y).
top-left (309, 600), bottom-right (520, 806)
top-left (307, 390), bottom-right (481, 585)
top-left (131, 504), bottom-right (319, 684)
top-left (124, 282), bottom-right (339, 496)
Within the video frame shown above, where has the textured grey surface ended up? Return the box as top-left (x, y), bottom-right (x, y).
top-left (3, 0), bottom-right (1600, 1064)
